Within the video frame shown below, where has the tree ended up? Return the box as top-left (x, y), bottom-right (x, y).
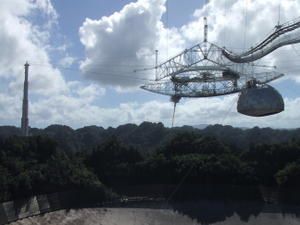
top-left (275, 162), bottom-right (300, 187)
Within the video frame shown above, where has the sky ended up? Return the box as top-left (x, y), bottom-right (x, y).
top-left (1, 0), bottom-right (300, 129)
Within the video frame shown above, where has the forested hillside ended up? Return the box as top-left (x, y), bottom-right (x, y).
top-left (1, 122), bottom-right (300, 154)
top-left (1, 126), bottom-right (300, 203)
top-left (0, 136), bottom-right (113, 202)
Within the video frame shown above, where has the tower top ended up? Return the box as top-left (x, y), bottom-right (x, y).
top-left (204, 17), bottom-right (208, 43)
top-left (21, 62), bottom-right (29, 136)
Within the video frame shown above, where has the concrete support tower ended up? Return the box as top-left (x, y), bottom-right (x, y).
top-left (21, 62), bottom-right (29, 136)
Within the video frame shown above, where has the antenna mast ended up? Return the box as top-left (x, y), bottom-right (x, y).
top-left (204, 17), bottom-right (208, 43)
top-left (276, 3), bottom-right (282, 29)
top-left (21, 62), bottom-right (29, 136)
top-left (155, 49), bottom-right (158, 80)
top-left (204, 17), bottom-right (208, 58)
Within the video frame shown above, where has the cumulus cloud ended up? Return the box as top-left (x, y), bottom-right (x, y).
top-left (30, 83), bottom-right (106, 127)
top-left (174, 96), bottom-right (287, 128)
top-left (59, 55), bottom-right (77, 67)
top-left (80, 0), bottom-right (300, 88)
top-left (0, 80), bottom-right (105, 128)
top-left (183, 0), bottom-right (299, 47)
top-left (79, 0), bottom-right (186, 88)
top-left (20, 95), bottom-right (300, 128)
top-left (0, 93), bottom-right (21, 125)
top-left (75, 0), bottom-right (300, 129)
top-left (0, 0), bottom-right (67, 96)
top-left (181, 0), bottom-right (300, 80)
top-left (0, 0), bottom-right (101, 128)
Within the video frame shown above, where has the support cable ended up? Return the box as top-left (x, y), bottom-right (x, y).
top-left (162, 1), bottom-right (244, 206)
top-left (155, 49), bottom-right (159, 80)
top-left (277, 3), bottom-right (281, 28)
top-left (166, 0), bottom-right (169, 59)
top-left (242, 0), bottom-right (249, 79)
top-left (171, 102), bottom-right (177, 128)
top-left (292, 44), bottom-right (300, 57)
top-left (243, 0), bottom-right (249, 51)
top-left (30, 63), bottom-right (154, 82)
top-left (165, 94), bottom-right (239, 205)
top-left (218, 94), bottom-right (239, 125)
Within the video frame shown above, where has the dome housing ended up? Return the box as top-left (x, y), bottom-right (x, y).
top-left (237, 84), bottom-right (284, 117)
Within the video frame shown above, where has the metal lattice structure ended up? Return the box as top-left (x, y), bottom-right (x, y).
top-left (140, 16), bottom-right (300, 99)
top-left (141, 42), bottom-right (283, 98)
top-left (21, 62), bottom-right (29, 136)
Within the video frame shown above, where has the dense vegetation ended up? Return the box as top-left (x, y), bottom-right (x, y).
top-left (2, 122), bottom-right (300, 153)
top-left (1, 123), bottom-right (300, 202)
top-left (0, 136), bottom-right (111, 202)
top-left (86, 133), bottom-right (300, 188)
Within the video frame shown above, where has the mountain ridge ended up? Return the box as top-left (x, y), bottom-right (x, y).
top-left (1, 122), bottom-right (300, 153)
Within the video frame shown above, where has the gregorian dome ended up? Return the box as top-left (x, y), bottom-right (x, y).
top-left (237, 81), bottom-right (284, 117)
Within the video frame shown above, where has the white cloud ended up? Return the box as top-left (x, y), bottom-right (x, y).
top-left (79, 0), bottom-right (300, 89)
top-left (76, 83), bottom-right (106, 99)
top-left (21, 95), bottom-right (300, 129)
top-left (0, 0), bottom-right (68, 96)
top-left (34, 0), bottom-right (58, 19)
top-left (71, 0), bottom-right (300, 129)
top-left (79, 0), bottom-right (186, 88)
top-left (59, 55), bottom-right (77, 67)
top-left (0, 93), bottom-right (20, 125)
top-left (0, 0), bottom-right (96, 128)
top-left (181, 0), bottom-right (300, 81)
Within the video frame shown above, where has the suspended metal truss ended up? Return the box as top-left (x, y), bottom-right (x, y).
top-left (141, 71), bottom-right (283, 98)
top-left (222, 17), bottom-right (300, 63)
top-left (141, 42), bottom-right (283, 97)
top-left (140, 16), bottom-right (300, 98)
